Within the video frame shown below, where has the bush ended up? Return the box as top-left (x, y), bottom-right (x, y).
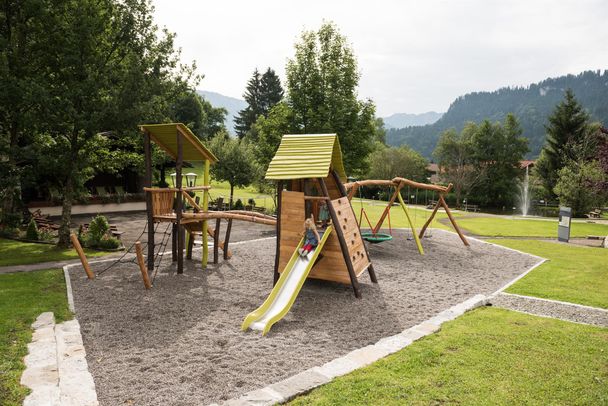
top-left (98, 235), bottom-right (121, 250)
top-left (38, 228), bottom-right (55, 242)
top-left (88, 215), bottom-right (109, 245)
top-left (248, 198), bottom-right (256, 207)
top-left (25, 219), bottom-right (40, 241)
top-left (233, 199), bottom-right (244, 210)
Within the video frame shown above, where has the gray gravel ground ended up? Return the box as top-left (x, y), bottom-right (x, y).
top-left (69, 227), bottom-right (538, 406)
top-left (490, 292), bottom-right (608, 327)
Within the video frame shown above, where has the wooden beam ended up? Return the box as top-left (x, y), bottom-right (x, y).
top-left (181, 212), bottom-right (276, 226)
top-left (202, 160), bottom-right (210, 268)
top-left (319, 177), bottom-right (362, 298)
top-left (418, 198), bottom-right (441, 239)
top-left (70, 233), bottom-right (93, 279)
top-left (224, 218), bottom-right (233, 260)
top-left (135, 241), bottom-right (152, 289)
top-left (175, 129), bottom-right (184, 273)
top-left (214, 218), bottom-right (221, 264)
top-left (143, 130), bottom-right (155, 271)
top-left (372, 182), bottom-right (404, 235)
top-left (273, 181), bottom-right (283, 285)
top-left (440, 195), bottom-right (470, 246)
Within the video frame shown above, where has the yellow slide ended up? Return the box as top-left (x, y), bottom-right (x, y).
top-left (242, 226), bottom-right (333, 335)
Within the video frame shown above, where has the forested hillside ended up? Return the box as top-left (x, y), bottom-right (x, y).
top-left (386, 70), bottom-right (608, 158)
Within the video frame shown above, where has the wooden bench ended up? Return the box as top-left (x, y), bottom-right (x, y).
top-left (464, 204), bottom-right (480, 213)
top-left (587, 209), bottom-right (602, 219)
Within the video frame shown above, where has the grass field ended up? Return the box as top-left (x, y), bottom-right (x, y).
top-left (0, 269), bottom-right (71, 406)
top-left (290, 307), bottom-right (608, 405)
top-left (457, 216), bottom-right (608, 237)
top-left (490, 239), bottom-right (608, 308)
top-left (0, 238), bottom-right (109, 267)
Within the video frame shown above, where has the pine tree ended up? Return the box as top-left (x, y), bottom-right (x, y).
top-left (234, 69), bottom-right (262, 138)
top-left (234, 68), bottom-right (283, 138)
top-left (536, 90), bottom-right (592, 195)
top-left (260, 68), bottom-right (284, 116)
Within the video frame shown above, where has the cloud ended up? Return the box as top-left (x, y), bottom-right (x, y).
top-left (152, 0), bottom-right (608, 116)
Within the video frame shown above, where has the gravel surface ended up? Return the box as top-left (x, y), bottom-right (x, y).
top-left (490, 292), bottom-right (608, 327)
top-left (69, 227), bottom-right (538, 405)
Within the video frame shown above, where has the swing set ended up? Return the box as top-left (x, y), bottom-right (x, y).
top-left (344, 177), bottom-right (469, 255)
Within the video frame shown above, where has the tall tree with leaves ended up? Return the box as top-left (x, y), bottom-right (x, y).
top-left (285, 22), bottom-right (377, 176)
top-left (35, 0), bottom-right (196, 246)
top-left (208, 131), bottom-right (259, 206)
top-left (234, 68), bottom-right (283, 138)
top-left (535, 90), bottom-right (594, 196)
top-left (171, 91), bottom-right (226, 140)
top-left (433, 124), bottom-right (483, 206)
top-left (470, 114), bottom-right (528, 207)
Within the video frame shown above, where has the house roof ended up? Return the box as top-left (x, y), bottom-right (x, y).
top-left (520, 160), bottom-right (535, 169)
top-left (139, 123), bottom-right (218, 163)
top-left (265, 134), bottom-right (347, 182)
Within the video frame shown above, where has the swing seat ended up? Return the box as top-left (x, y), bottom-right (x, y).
top-left (361, 232), bottom-right (393, 244)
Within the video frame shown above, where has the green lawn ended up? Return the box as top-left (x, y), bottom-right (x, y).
top-left (458, 216), bottom-right (608, 237)
top-left (290, 307), bottom-right (608, 405)
top-left (0, 238), bottom-right (109, 267)
top-left (490, 239), bottom-right (608, 309)
top-left (0, 269), bottom-right (71, 406)
top-left (351, 200), bottom-right (457, 231)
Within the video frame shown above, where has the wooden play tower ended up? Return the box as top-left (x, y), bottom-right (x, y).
top-left (266, 134), bottom-right (377, 298)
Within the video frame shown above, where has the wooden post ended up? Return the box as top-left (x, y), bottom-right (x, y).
top-left (214, 218), bottom-right (221, 264)
top-left (70, 233), bottom-right (94, 279)
top-left (273, 181), bottom-right (283, 285)
top-left (175, 129), bottom-right (184, 273)
top-left (202, 159), bottom-right (210, 268)
top-left (171, 223), bottom-right (177, 261)
top-left (224, 218), bottom-right (233, 260)
top-left (143, 130), bottom-right (155, 271)
top-left (319, 177), bottom-right (362, 298)
top-left (372, 183), bottom-right (403, 235)
top-left (331, 170), bottom-right (377, 284)
top-left (440, 195), bottom-right (470, 246)
top-left (135, 241), bottom-right (152, 289)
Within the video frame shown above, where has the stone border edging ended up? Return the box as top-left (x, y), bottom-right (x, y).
top-left (498, 292), bottom-right (608, 313)
top-left (21, 312), bottom-right (99, 406)
top-left (218, 294), bottom-right (489, 406)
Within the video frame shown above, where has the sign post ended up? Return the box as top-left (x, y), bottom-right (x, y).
top-left (558, 207), bottom-right (572, 242)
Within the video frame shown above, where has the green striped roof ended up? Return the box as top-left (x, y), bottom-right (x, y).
top-left (139, 123), bottom-right (218, 163)
top-left (265, 134), bottom-right (347, 182)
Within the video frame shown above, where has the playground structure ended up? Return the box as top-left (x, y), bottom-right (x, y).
top-left (243, 134), bottom-right (378, 334)
top-left (344, 178), bottom-right (470, 250)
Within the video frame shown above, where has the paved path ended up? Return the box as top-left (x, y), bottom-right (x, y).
top-left (490, 292), bottom-right (608, 327)
top-left (21, 312), bottom-right (98, 406)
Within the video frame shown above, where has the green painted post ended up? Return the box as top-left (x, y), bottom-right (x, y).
top-left (202, 159), bottom-right (210, 267)
top-left (397, 192), bottom-right (424, 255)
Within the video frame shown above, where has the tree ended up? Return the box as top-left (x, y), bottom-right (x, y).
top-left (208, 132), bottom-right (259, 207)
top-left (171, 91), bottom-right (227, 140)
top-left (536, 90), bottom-right (594, 195)
top-left (30, 0), bottom-right (196, 246)
top-left (433, 124), bottom-right (483, 206)
top-left (249, 102), bottom-right (294, 171)
top-left (234, 68), bottom-right (283, 138)
top-left (368, 145), bottom-right (427, 182)
top-left (286, 22), bottom-right (378, 176)
top-left (470, 115), bottom-right (528, 207)
top-left (554, 161), bottom-right (606, 216)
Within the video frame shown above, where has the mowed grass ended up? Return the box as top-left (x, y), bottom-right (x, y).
top-left (0, 269), bottom-right (71, 406)
top-left (352, 199), bottom-right (457, 231)
top-left (457, 216), bottom-right (608, 237)
top-left (489, 239), bottom-right (608, 308)
top-left (0, 238), bottom-right (109, 267)
top-left (289, 307), bottom-right (608, 405)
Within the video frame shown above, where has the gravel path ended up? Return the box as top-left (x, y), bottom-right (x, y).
top-left (490, 292), bottom-right (608, 327)
top-left (69, 227), bottom-right (538, 405)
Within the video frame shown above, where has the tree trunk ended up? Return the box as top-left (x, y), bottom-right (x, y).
top-left (2, 122), bottom-right (21, 225)
top-left (229, 183), bottom-right (234, 209)
top-left (57, 174), bottom-right (74, 247)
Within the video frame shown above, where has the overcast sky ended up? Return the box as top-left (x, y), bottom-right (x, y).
top-left (152, 0), bottom-right (608, 116)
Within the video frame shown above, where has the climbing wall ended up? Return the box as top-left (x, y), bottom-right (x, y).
top-left (308, 196), bottom-right (370, 284)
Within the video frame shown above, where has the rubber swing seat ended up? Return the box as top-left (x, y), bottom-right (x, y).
top-left (361, 232), bottom-right (393, 244)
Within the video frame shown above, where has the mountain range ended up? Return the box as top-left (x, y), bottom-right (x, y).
top-left (197, 90), bottom-right (246, 135)
top-left (383, 111), bottom-right (443, 128)
top-left (386, 70), bottom-right (608, 159)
